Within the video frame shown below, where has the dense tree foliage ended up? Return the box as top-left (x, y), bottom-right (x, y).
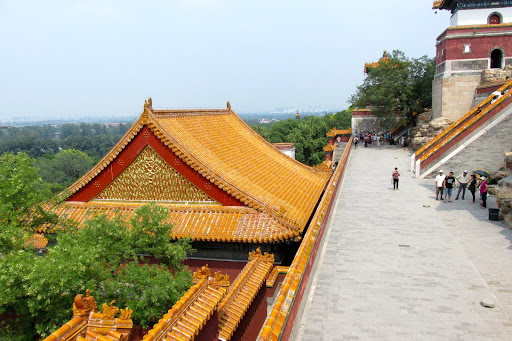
top-left (0, 123), bottom-right (130, 159)
top-left (36, 149), bottom-right (96, 193)
top-left (252, 110), bottom-right (351, 166)
top-left (0, 153), bottom-right (193, 339)
top-left (349, 50), bottom-right (435, 129)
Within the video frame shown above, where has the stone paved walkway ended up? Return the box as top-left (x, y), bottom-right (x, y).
top-left (294, 146), bottom-right (512, 340)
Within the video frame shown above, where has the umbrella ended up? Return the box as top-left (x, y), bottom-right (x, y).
top-left (473, 169), bottom-right (490, 178)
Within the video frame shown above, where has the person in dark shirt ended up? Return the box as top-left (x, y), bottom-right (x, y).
top-left (443, 171), bottom-right (456, 203)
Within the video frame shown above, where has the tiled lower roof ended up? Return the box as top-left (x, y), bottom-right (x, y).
top-left (44, 290), bottom-right (133, 341)
top-left (44, 202), bottom-right (298, 243)
top-left (217, 248), bottom-right (274, 341)
top-left (143, 266), bottom-right (229, 341)
top-left (26, 233), bottom-right (49, 249)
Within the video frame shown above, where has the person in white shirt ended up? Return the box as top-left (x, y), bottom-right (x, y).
top-left (455, 170), bottom-right (470, 200)
top-left (435, 170), bottom-right (446, 200)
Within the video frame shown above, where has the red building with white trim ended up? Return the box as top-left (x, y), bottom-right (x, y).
top-left (432, 0), bottom-right (512, 120)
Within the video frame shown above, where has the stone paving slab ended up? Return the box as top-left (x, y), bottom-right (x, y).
top-left (294, 146), bottom-right (512, 340)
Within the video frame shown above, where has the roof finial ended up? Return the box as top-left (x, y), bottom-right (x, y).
top-left (383, 50), bottom-right (387, 58)
top-left (227, 101), bottom-right (231, 110)
top-left (144, 97), bottom-right (153, 111)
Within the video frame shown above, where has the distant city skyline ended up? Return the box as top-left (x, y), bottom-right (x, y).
top-left (0, 1), bottom-right (450, 121)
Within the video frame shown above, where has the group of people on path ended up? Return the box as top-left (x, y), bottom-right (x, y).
top-left (354, 131), bottom-right (395, 149)
top-left (435, 170), bottom-right (488, 208)
top-left (390, 168), bottom-right (489, 208)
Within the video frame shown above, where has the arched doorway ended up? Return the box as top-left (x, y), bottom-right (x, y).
top-left (488, 13), bottom-right (502, 25)
top-left (491, 49), bottom-right (503, 69)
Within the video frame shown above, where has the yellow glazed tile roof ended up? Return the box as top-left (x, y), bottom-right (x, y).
top-left (143, 266), bottom-right (229, 341)
top-left (217, 248), bottom-right (274, 341)
top-left (44, 290), bottom-right (133, 341)
top-left (65, 99), bottom-right (331, 236)
top-left (26, 233), bottom-right (48, 249)
top-left (323, 144), bottom-right (334, 152)
top-left (151, 105), bottom-right (331, 232)
top-left (45, 201), bottom-right (298, 243)
top-left (257, 137), bottom-right (352, 341)
top-left (266, 266), bottom-right (289, 288)
top-left (326, 127), bottom-right (352, 137)
top-left (432, 0), bottom-right (445, 9)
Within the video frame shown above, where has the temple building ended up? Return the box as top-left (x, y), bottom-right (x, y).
top-left (432, 0), bottom-right (512, 120)
top-left (43, 98), bottom-right (341, 340)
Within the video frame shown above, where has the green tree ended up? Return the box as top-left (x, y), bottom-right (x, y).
top-left (0, 203), bottom-right (193, 338)
top-left (0, 153), bottom-right (54, 228)
top-left (349, 50), bottom-right (435, 129)
top-left (36, 149), bottom-right (96, 192)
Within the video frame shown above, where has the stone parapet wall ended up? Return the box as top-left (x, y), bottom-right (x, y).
top-left (432, 74), bottom-right (481, 120)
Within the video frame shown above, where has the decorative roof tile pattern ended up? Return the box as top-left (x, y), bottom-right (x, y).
top-left (45, 202), bottom-right (298, 243)
top-left (257, 137), bottom-right (352, 341)
top-left (95, 146), bottom-right (216, 204)
top-left (217, 248), bottom-right (274, 341)
top-left (143, 266), bottom-right (229, 341)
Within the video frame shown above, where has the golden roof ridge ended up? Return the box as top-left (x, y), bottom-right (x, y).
top-left (217, 249), bottom-right (274, 340)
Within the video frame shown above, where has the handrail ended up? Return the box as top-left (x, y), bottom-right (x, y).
top-left (420, 89), bottom-right (512, 163)
top-left (257, 136), bottom-right (353, 341)
top-left (415, 78), bottom-right (512, 159)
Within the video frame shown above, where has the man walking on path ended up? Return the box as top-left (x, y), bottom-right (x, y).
top-left (435, 170), bottom-right (446, 200)
top-left (392, 167), bottom-right (400, 190)
top-left (444, 171), bottom-right (456, 203)
top-left (455, 170), bottom-right (470, 200)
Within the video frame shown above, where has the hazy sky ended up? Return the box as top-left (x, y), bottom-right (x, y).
top-left (0, 1), bottom-right (450, 120)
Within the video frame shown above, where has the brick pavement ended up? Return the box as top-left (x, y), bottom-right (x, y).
top-left (294, 146), bottom-right (512, 340)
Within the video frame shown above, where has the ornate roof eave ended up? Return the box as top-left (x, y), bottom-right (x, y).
top-left (433, 0), bottom-right (448, 9)
top-left (46, 200), bottom-right (300, 244)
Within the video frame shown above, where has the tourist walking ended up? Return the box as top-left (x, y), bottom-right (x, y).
top-left (480, 176), bottom-right (488, 208)
top-left (435, 170), bottom-right (446, 200)
top-left (468, 174), bottom-right (477, 204)
top-left (354, 136), bottom-right (359, 149)
top-left (444, 171), bottom-right (456, 202)
top-left (455, 170), bottom-right (470, 200)
top-left (392, 167), bottom-right (400, 190)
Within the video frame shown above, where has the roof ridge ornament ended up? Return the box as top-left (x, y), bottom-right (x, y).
top-left (227, 101), bottom-right (231, 110)
top-left (142, 97), bottom-right (153, 120)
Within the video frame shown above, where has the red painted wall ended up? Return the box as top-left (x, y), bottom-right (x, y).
top-left (436, 26), bottom-right (512, 64)
top-left (67, 125), bottom-right (245, 207)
